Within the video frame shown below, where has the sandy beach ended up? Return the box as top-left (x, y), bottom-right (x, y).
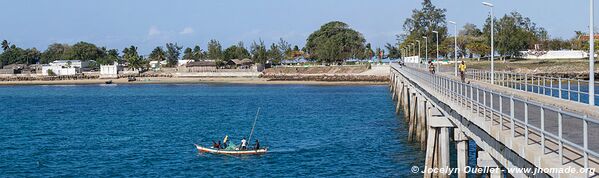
top-left (0, 77), bottom-right (388, 86)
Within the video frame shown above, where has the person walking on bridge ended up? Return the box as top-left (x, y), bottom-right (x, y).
top-left (459, 61), bottom-right (467, 83)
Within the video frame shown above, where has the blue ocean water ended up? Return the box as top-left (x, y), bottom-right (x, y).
top-left (0, 84), bottom-right (427, 177)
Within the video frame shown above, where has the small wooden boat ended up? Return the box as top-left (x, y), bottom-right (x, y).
top-left (196, 108), bottom-right (267, 155)
top-left (194, 144), bottom-right (267, 155)
top-left (128, 77), bottom-right (136, 82)
top-left (105, 80), bottom-right (113, 84)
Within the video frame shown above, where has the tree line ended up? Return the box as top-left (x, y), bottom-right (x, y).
top-left (0, 20), bottom-right (389, 69)
top-left (399, 0), bottom-right (594, 60)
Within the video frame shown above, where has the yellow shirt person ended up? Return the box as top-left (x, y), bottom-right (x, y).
top-left (459, 63), bottom-right (466, 72)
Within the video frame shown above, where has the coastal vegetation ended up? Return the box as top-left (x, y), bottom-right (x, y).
top-left (0, 0), bottom-right (594, 69)
top-left (399, 0), bottom-right (596, 60)
top-left (305, 21), bottom-right (367, 64)
top-left (0, 20), bottom-right (383, 69)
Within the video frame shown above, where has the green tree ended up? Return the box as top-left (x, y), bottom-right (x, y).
top-left (234, 41), bottom-right (250, 59)
top-left (67, 41), bottom-right (103, 61)
top-left (41, 43), bottom-right (71, 64)
top-left (267, 43), bottom-right (283, 64)
top-left (149, 47), bottom-right (166, 62)
top-left (223, 45), bottom-right (238, 60)
top-left (457, 23), bottom-right (483, 58)
top-left (223, 42), bottom-right (251, 60)
top-left (305, 21), bottom-right (366, 63)
top-left (467, 37), bottom-right (490, 60)
top-left (250, 40), bottom-right (268, 64)
top-left (165, 43), bottom-right (182, 67)
top-left (23, 48), bottom-right (41, 64)
top-left (1, 40), bottom-right (9, 51)
top-left (207, 39), bottom-right (223, 60)
top-left (0, 45), bottom-right (24, 66)
top-left (192, 45), bottom-right (204, 60)
top-left (123, 46), bottom-right (145, 71)
top-left (96, 49), bottom-right (119, 65)
top-left (183, 47), bottom-right (193, 60)
top-left (277, 38), bottom-right (292, 59)
top-left (482, 11), bottom-right (546, 58)
top-left (402, 0), bottom-right (448, 58)
top-left (385, 43), bottom-right (401, 59)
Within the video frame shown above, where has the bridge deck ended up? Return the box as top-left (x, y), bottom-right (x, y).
top-left (393, 64), bottom-right (599, 177)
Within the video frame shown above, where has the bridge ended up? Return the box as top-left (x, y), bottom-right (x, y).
top-left (389, 63), bottom-right (598, 178)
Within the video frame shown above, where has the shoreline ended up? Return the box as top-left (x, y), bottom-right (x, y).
top-left (0, 77), bottom-right (389, 86)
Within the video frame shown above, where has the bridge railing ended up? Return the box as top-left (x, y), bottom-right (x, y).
top-left (466, 68), bottom-right (598, 106)
top-left (393, 64), bottom-right (599, 171)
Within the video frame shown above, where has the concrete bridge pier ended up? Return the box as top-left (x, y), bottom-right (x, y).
top-left (477, 151), bottom-right (503, 178)
top-left (408, 92), bottom-right (418, 141)
top-left (395, 83), bottom-right (405, 113)
top-left (423, 109), bottom-right (456, 178)
top-left (391, 74), bottom-right (398, 101)
top-left (454, 131), bottom-right (469, 178)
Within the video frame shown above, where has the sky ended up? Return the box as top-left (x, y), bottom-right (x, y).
top-left (0, 0), bottom-right (593, 54)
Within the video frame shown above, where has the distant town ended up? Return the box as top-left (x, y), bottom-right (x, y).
top-left (0, 1), bottom-right (596, 83)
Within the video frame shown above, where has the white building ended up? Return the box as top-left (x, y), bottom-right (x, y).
top-left (41, 60), bottom-right (89, 76)
top-left (403, 56), bottom-right (421, 63)
top-left (41, 65), bottom-right (77, 76)
top-left (178, 59), bottom-right (194, 66)
top-left (149, 60), bottom-right (168, 70)
top-left (100, 63), bottom-right (121, 79)
top-left (49, 60), bottom-right (89, 68)
top-left (519, 50), bottom-right (589, 60)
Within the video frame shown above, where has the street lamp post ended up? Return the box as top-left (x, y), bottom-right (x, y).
top-left (483, 2), bottom-right (495, 84)
top-left (432, 31), bottom-right (439, 61)
top-left (401, 48), bottom-right (404, 59)
top-left (416, 40), bottom-right (421, 63)
top-left (591, 0), bottom-right (596, 106)
top-left (449, 21), bottom-right (458, 76)
top-left (423, 36), bottom-right (428, 62)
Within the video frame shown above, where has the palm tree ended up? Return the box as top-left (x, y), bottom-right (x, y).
top-left (149, 47), bottom-right (166, 62)
top-left (1, 40), bottom-right (9, 51)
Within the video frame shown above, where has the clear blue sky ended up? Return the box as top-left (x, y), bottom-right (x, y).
top-left (0, 0), bottom-right (592, 54)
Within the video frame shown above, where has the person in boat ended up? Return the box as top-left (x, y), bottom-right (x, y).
top-left (212, 140), bottom-right (221, 149)
top-left (222, 135), bottom-right (229, 149)
top-left (217, 141), bottom-right (222, 149)
top-left (254, 139), bottom-right (260, 150)
top-left (240, 137), bottom-right (247, 150)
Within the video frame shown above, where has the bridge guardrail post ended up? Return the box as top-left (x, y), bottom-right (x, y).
top-left (490, 92), bottom-right (494, 122)
top-left (549, 77), bottom-right (554, 96)
top-left (543, 77), bottom-right (547, 95)
top-left (524, 74), bottom-right (528, 92)
top-left (568, 80), bottom-right (571, 101)
top-left (524, 99), bottom-right (529, 146)
top-left (502, 72), bottom-right (505, 87)
top-left (483, 90), bottom-right (487, 120)
top-left (470, 85), bottom-right (474, 113)
top-left (577, 79), bottom-right (581, 103)
top-left (499, 95), bottom-right (503, 130)
top-left (477, 88), bottom-right (481, 117)
top-left (583, 115), bottom-right (589, 177)
top-left (558, 108), bottom-right (563, 165)
top-left (530, 76), bottom-right (539, 94)
top-left (558, 77), bottom-right (562, 99)
top-left (540, 105), bottom-right (545, 154)
top-left (510, 95), bottom-right (515, 147)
